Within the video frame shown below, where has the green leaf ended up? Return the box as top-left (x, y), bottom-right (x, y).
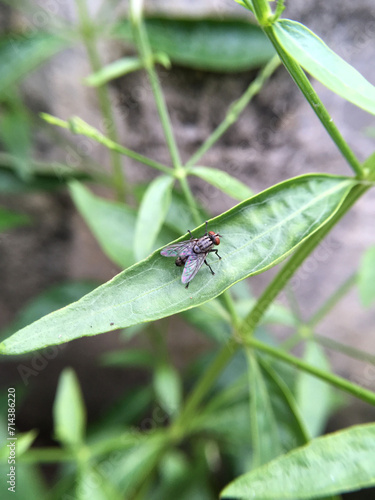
top-left (101, 348), bottom-right (155, 368)
top-left (248, 352), bottom-right (282, 466)
top-left (248, 353), bottom-right (308, 468)
top-left (0, 32), bottom-right (69, 94)
top-left (296, 342), bottom-right (334, 438)
top-left (69, 181), bottom-right (137, 268)
top-left (259, 357), bottom-right (309, 450)
top-left (70, 181), bottom-right (175, 268)
top-left (221, 423), bottom-right (375, 499)
top-left (189, 166), bottom-right (254, 201)
top-left (85, 53), bottom-right (170, 86)
top-left (273, 20), bottom-right (375, 116)
top-left (115, 18), bottom-right (274, 72)
top-left (182, 299), bottom-right (232, 343)
top-left (53, 368), bottom-right (86, 447)
top-left (1, 174), bottom-right (355, 355)
top-left (0, 155), bottom-right (90, 193)
top-left (153, 363), bottom-right (182, 416)
top-left (85, 56), bottom-right (144, 86)
top-left (0, 95), bottom-right (31, 179)
top-left (109, 433), bottom-right (167, 496)
top-left (0, 206), bottom-right (30, 232)
top-left (358, 246), bottom-right (375, 307)
top-left (76, 467), bottom-right (123, 500)
top-left (134, 175), bottom-right (174, 261)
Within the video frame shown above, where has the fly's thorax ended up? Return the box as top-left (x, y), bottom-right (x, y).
top-left (194, 235), bottom-right (214, 253)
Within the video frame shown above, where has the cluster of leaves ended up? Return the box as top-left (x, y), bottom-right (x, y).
top-left (1, 0), bottom-right (375, 499)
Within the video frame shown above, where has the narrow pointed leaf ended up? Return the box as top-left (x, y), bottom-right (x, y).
top-left (85, 57), bottom-right (143, 86)
top-left (69, 181), bottom-right (137, 268)
top-left (1, 174), bottom-right (355, 355)
top-left (259, 358), bottom-right (309, 450)
top-left (221, 423), bottom-right (375, 499)
top-left (85, 53), bottom-right (169, 87)
top-left (154, 363), bottom-right (182, 416)
top-left (189, 166), bottom-right (254, 201)
top-left (134, 175), bottom-right (174, 261)
top-left (115, 18), bottom-right (274, 72)
top-left (358, 246), bottom-right (375, 307)
top-left (296, 342), bottom-right (334, 438)
top-left (273, 20), bottom-right (375, 115)
top-left (248, 352), bottom-right (282, 466)
top-left (53, 368), bottom-right (86, 447)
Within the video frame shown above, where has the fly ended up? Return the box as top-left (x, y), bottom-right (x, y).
top-left (160, 221), bottom-right (222, 288)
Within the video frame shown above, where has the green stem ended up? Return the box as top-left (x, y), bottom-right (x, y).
top-left (171, 339), bottom-right (239, 437)
top-left (129, 0), bottom-right (181, 169)
top-left (220, 290), bottom-right (241, 329)
top-left (178, 176), bottom-right (202, 226)
top-left (308, 273), bottom-right (357, 327)
top-left (263, 26), bottom-right (364, 178)
top-left (75, 0), bottom-right (127, 201)
top-left (245, 337), bottom-right (375, 406)
top-left (41, 114), bottom-right (173, 175)
top-left (239, 183), bottom-right (368, 338)
top-left (186, 55), bottom-right (281, 168)
top-left (313, 334), bottom-right (375, 366)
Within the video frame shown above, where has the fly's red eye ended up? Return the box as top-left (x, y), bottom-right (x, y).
top-left (208, 231), bottom-right (215, 236)
top-left (213, 236), bottom-right (220, 245)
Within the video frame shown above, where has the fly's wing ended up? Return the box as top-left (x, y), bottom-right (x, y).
top-left (160, 240), bottom-right (195, 258)
top-left (182, 253), bottom-right (206, 285)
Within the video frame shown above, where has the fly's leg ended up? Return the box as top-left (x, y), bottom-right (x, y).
top-left (185, 282), bottom-right (189, 289)
top-left (187, 230), bottom-right (193, 239)
top-left (204, 259), bottom-right (215, 275)
top-left (204, 220), bottom-right (208, 235)
top-left (208, 249), bottom-right (222, 260)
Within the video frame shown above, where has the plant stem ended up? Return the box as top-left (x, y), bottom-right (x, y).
top-left (129, 0), bottom-right (181, 170)
top-left (75, 0), bottom-right (127, 201)
top-left (263, 26), bottom-right (364, 178)
top-left (313, 334), bottom-right (375, 366)
top-left (245, 337), bottom-right (375, 406)
top-left (308, 273), bottom-right (357, 327)
top-left (42, 114), bottom-right (173, 175)
top-left (178, 175), bottom-right (202, 226)
top-left (171, 338), bottom-right (239, 437)
top-left (186, 55), bottom-right (281, 167)
top-left (220, 290), bottom-right (241, 329)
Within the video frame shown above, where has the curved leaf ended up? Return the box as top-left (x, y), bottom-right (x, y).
top-left (221, 423), bottom-right (375, 499)
top-left (0, 174), bottom-right (355, 355)
top-left (69, 181), bottom-right (137, 268)
top-left (273, 20), bottom-right (375, 115)
top-left (53, 368), bottom-right (86, 447)
top-left (115, 18), bottom-right (274, 72)
top-left (296, 342), bottom-right (334, 438)
top-left (189, 166), bottom-right (254, 201)
top-left (134, 175), bottom-right (174, 261)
